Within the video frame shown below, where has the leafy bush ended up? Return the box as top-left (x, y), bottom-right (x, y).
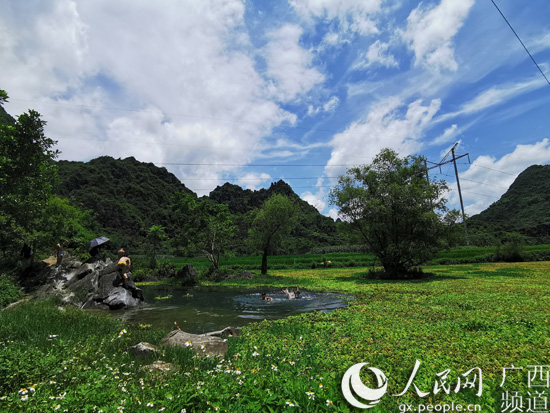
top-left (0, 274), bottom-right (23, 308)
top-left (496, 233), bottom-right (525, 262)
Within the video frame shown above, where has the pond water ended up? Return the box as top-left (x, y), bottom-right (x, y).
top-left (113, 286), bottom-right (349, 334)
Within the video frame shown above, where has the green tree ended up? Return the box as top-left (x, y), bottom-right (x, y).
top-left (0, 90), bottom-right (59, 257)
top-left (38, 196), bottom-right (96, 250)
top-left (147, 224), bottom-right (166, 265)
top-left (329, 148), bottom-right (448, 278)
top-left (171, 192), bottom-right (236, 270)
top-left (248, 194), bottom-right (299, 275)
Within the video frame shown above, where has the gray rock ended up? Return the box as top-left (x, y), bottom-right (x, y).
top-left (176, 264), bottom-right (198, 286)
top-left (129, 342), bottom-right (161, 359)
top-left (74, 263), bottom-right (96, 280)
top-left (102, 287), bottom-right (142, 310)
top-left (161, 330), bottom-right (228, 356)
top-left (204, 326), bottom-right (242, 338)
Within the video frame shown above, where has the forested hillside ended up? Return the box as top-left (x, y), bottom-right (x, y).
top-left (56, 157), bottom-right (347, 254)
top-left (468, 164), bottom-right (550, 243)
top-left (57, 157), bottom-right (194, 249)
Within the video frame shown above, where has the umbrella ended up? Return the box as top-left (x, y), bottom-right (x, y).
top-left (86, 236), bottom-right (110, 250)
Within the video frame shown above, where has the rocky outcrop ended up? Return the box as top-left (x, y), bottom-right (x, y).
top-left (175, 264), bottom-right (198, 286)
top-left (162, 330), bottom-right (229, 356)
top-left (30, 254), bottom-right (143, 310)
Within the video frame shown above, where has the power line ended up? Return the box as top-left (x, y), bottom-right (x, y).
top-left (469, 164), bottom-right (517, 176)
top-left (490, 0), bottom-right (550, 86)
top-left (461, 190), bottom-right (500, 199)
top-left (158, 162), bottom-right (354, 167)
top-left (438, 173), bottom-right (509, 190)
top-left (181, 176), bottom-right (337, 181)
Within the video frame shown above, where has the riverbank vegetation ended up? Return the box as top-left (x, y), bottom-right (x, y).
top-left (1, 261), bottom-right (548, 411)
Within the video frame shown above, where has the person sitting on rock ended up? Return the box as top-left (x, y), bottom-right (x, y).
top-left (116, 255), bottom-right (144, 301)
top-left (117, 255), bottom-right (132, 287)
top-left (261, 292), bottom-right (273, 302)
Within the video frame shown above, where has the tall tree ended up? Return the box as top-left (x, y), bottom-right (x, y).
top-left (0, 90), bottom-right (59, 256)
top-left (249, 194), bottom-right (299, 275)
top-left (330, 148), bottom-right (448, 278)
top-left (171, 192), bottom-right (236, 270)
top-left (147, 224), bottom-right (166, 264)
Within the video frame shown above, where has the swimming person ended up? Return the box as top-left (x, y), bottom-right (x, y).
top-left (282, 288), bottom-right (295, 299)
top-left (294, 285), bottom-right (301, 298)
top-left (261, 293), bottom-right (273, 302)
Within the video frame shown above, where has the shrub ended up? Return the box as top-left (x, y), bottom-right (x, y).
top-left (496, 233), bottom-right (525, 262)
top-left (0, 274), bottom-right (23, 308)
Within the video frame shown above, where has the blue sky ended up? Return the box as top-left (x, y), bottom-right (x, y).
top-left (1, 0), bottom-right (549, 218)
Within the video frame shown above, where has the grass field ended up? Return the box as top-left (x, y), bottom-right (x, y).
top-left (1, 261), bottom-right (549, 411)
top-left (164, 244), bottom-right (550, 272)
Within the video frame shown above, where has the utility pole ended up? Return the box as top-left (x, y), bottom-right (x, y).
top-left (451, 145), bottom-right (469, 246)
top-left (428, 142), bottom-right (470, 246)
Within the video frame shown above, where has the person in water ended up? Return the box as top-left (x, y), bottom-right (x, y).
top-left (261, 292), bottom-right (273, 301)
top-left (282, 287), bottom-right (295, 299)
top-left (283, 285), bottom-right (301, 299)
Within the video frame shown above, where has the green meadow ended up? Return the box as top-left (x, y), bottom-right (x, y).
top-left (1, 261), bottom-right (549, 412)
top-left (163, 244), bottom-right (550, 272)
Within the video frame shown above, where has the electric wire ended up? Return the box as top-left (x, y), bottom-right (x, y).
top-left (490, 0), bottom-right (550, 86)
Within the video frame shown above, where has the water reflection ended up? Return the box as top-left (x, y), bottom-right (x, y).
top-left (113, 286), bottom-right (349, 334)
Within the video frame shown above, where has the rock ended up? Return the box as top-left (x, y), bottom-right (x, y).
top-left (102, 287), bottom-right (142, 310)
top-left (161, 330), bottom-right (228, 356)
top-left (74, 263), bottom-right (95, 280)
top-left (22, 254), bottom-right (143, 311)
top-left (129, 342), bottom-right (161, 359)
top-left (204, 326), bottom-right (242, 338)
top-left (141, 360), bottom-right (178, 374)
top-left (176, 265), bottom-right (197, 286)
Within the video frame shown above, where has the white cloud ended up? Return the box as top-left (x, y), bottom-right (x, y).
top-left (458, 78), bottom-right (545, 115)
top-left (301, 191), bottom-right (327, 212)
top-left (432, 124), bottom-right (458, 146)
top-left (307, 96), bottom-right (340, 116)
top-left (354, 40), bottom-right (398, 69)
top-left (263, 24), bottom-right (325, 102)
top-left (289, 0), bottom-right (382, 35)
top-left (448, 139), bottom-right (550, 215)
top-left (237, 172), bottom-right (272, 190)
top-left (435, 76), bottom-right (547, 124)
top-left (0, 0), bottom-right (302, 196)
top-left (401, 0), bottom-right (474, 71)
top-left (326, 97), bottom-right (441, 177)
top-left (0, 0), bottom-right (90, 99)
top-left (327, 208), bottom-right (341, 221)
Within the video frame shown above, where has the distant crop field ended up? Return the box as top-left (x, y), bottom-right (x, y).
top-left (164, 244), bottom-right (550, 272)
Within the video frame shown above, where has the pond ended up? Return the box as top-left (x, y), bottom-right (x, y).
top-left (113, 286), bottom-right (350, 334)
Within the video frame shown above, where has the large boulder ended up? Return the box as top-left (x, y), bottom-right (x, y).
top-left (30, 255), bottom-right (144, 310)
top-left (102, 287), bottom-right (141, 310)
top-left (175, 264), bottom-right (198, 286)
top-left (162, 330), bottom-right (228, 356)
